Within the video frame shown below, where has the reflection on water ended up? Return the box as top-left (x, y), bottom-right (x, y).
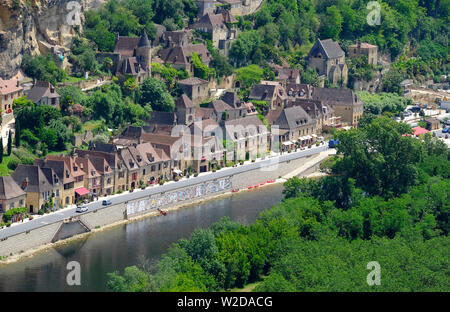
top-left (0, 184), bottom-right (283, 292)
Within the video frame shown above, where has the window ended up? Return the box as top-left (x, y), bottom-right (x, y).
top-left (0, 204), bottom-right (2, 212)
top-left (143, 169), bottom-right (146, 175)
top-left (19, 199), bottom-right (24, 206)
top-left (10, 203), bottom-right (14, 209)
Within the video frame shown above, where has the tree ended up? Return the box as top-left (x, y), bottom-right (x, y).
top-left (334, 117), bottom-right (423, 197)
top-left (381, 68), bottom-right (403, 95)
top-left (15, 118), bottom-right (21, 147)
top-left (138, 78), bottom-right (175, 112)
top-left (0, 138), bottom-right (3, 164)
top-left (7, 130), bottom-right (12, 156)
top-left (320, 6), bottom-right (343, 40)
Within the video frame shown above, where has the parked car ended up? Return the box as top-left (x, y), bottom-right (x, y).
top-left (329, 139), bottom-right (339, 148)
top-left (442, 127), bottom-right (450, 133)
top-left (102, 200), bottom-right (112, 206)
top-left (409, 106), bottom-right (421, 113)
top-left (76, 205), bottom-right (88, 213)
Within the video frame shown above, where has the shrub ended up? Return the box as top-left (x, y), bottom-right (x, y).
top-left (7, 156), bottom-right (20, 171)
top-left (194, 173), bottom-right (199, 177)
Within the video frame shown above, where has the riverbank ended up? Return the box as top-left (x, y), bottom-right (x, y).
top-left (0, 149), bottom-right (334, 265)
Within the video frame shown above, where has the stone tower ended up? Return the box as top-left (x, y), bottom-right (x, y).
top-left (136, 31), bottom-right (152, 75)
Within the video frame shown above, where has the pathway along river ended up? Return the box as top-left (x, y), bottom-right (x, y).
top-left (0, 184), bottom-right (284, 291)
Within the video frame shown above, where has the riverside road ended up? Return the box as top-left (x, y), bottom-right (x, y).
top-left (0, 145), bottom-right (329, 240)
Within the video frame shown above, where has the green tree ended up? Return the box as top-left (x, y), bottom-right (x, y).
top-left (138, 78), bottom-right (175, 112)
top-left (7, 130), bottom-right (12, 156)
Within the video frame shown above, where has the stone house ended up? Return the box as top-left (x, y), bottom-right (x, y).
top-left (11, 165), bottom-right (61, 213)
top-left (424, 118), bottom-right (440, 131)
top-left (192, 11), bottom-right (238, 56)
top-left (221, 91), bottom-right (248, 118)
top-left (195, 0), bottom-right (218, 16)
top-left (74, 156), bottom-right (102, 197)
top-left (348, 42), bottom-right (378, 65)
top-left (309, 87), bottom-right (363, 127)
top-left (45, 154), bottom-right (88, 203)
top-left (275, 68), bottom-right (301, 88)
top-left (0, 176), bottom-right (26, 214)
top-left (157, 44), bottom-right (212, 76)
top-left (175, 94), bottom-right (197, 126)
top-left (222, 115), bottom-right (268, 161)
top-left (307, 39), bottom-right (348, 86)
top-left (114, 31), bottom-right (152, 83)
top-left (248, 81), bottom-right (288, 111)
top-left (76, 144), bottom-right (128, 194)
top-left (179, 77), bottom-right (210, 105)
top-left (34, 159), bottom-right (76, 207)
top-left (219, 0), bottom-right (244, 16)
top-left (266, 106), bottom-right (317, 150)
top-left (27, 81), bottom-right (60, 108)
top-left (0, 77), bottom-right (23, 121)
top-left (161, 29), bottom-right (193, 48)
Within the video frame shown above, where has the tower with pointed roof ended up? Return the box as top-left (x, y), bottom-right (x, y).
top-left (136, 31), bottom-right (152, 75)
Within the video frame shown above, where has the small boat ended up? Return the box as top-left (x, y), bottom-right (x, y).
top-left (260, 182), bottom-right (266, 186)
top-left (232, 189), bottom-right (240, 193)
top-left (157, 208), bottom-right (167, 216)
top-left (253, 185), bottom-right (259, 188)
top-left (248, 186), bottom-right (253, 189)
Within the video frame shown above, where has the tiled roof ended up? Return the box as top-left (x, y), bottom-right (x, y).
top-left (0, 77), bottom-right (22, 95)
top-left (308, 39), bottom-right (345, 60)
top-left (221, 91), bottom-right (242, 108)
top-left (274, 106), bottom-right (314, 130)
top-left (27, 81), bottom-right (60, 103)
top-left (0, 176), bottom-right (25, 200)
top-left (176, 94), bottom-right (196, 108)
top-left (179, 77), bottom-right (209, 86)
top-left (208, 99), bottom-right (234, 113)
top-left (114, 36), bottom-right (140, 56)
top-left (158, 44), bottom-right (212, 66)
top-left (11, 165), bottom-right (55, 193)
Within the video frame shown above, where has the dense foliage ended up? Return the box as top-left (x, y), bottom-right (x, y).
top-left (84, 0), bottom-right (198, 51)
top-left (357, 91), bottom-right (412, 115)
top-left (21, 54), bottom-right (67, 85)
top-left (107, 117), bottom-right (449, 292)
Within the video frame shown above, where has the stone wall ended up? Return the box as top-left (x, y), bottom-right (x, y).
top-left (0, 221), bottom-right (61, 257)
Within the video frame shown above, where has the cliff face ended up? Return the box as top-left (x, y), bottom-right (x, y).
top-left (0, 0), bottom-right (106, 79)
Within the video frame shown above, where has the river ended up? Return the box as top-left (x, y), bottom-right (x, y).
top-left (0, 184), bottom-right (284, 292)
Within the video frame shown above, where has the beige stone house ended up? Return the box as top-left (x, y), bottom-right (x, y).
top-left (11, 165), bottom-right (61, 213)
top-left (248, 81), bottom-right (288, 111)
top-left (348, 42), bottom-right (378, 65)
top-left (0, 176), bottom-right (26, 214)
top-left (179, 77), bottom-right (210, 105)
top-left (307, 39), bottom-right (348, 86)
top-left (0, 77), bottom-right (22, 122)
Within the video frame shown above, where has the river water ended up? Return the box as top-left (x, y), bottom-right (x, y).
top-left (0, 184), bottom-right (284, 292)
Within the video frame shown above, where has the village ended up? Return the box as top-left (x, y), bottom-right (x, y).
top-left (0, 0), bottom-right (448, 226)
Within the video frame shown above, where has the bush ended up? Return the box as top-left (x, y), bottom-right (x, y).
top-left (7, 156), bottom-right (20, 171)
top-left (194, 173), bottom-right (199, 177)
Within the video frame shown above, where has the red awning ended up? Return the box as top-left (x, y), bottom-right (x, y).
top-left (412, 126), bottom-right (429, 136)
top-left (75, 187), bottom-right (90, 196)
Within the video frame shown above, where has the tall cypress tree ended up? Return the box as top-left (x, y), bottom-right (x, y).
top-left (7, 130), bottom-right (12, 156)
top-left (0, 137), bottom-right (3, 164)
top-left (15, 119), bottom-right (21, 147)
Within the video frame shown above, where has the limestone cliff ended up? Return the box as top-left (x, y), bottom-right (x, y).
top-left (0, 0), bottom-right (105, 79)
